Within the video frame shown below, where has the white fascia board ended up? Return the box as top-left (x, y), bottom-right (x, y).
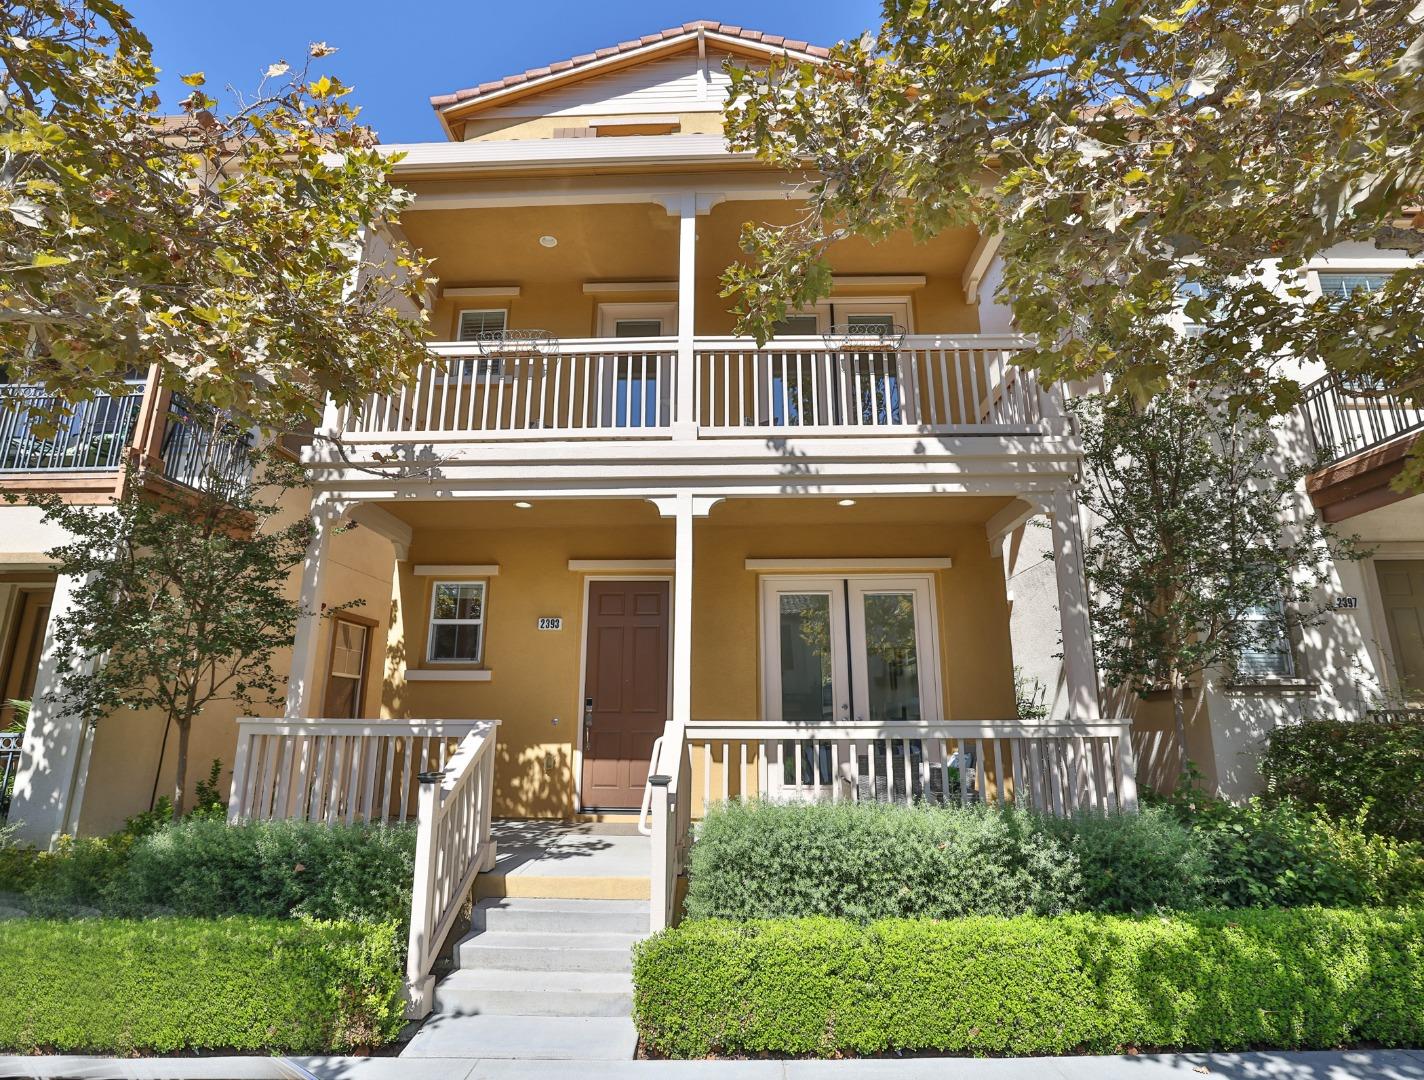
top-left (381, 134), bottom-right (751, 175)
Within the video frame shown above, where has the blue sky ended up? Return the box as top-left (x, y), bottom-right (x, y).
top-left (126, 1), bottom-right (882, 143)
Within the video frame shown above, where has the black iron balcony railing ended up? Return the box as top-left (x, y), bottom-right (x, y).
top-left (0, 383), bottom-right (145, 473)
top-left (158, 396), bottom-right (253, 493)
top-left (1300, 374), bottom-right (1424, 468)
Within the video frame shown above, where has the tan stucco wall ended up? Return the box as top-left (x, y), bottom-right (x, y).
top-left (73, 489), bottom-right (397, 836)
top-left (406, 198), bottom-right (984, 341)
top-left (382, 496), bottom-right (1016, 819)
top-left (462, 113), bottom-right (725, 142)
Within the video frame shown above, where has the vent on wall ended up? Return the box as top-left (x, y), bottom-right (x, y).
top-left (551, 117), bottom-right (682, 139)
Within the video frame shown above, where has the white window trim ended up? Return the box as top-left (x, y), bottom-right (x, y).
top-left (1308, 269), bottom-right (1395, 303)
top-left (757, 573), bottom-right (943, 725)
top-left (427, 579), bottom-right (488, 665)
top-left (456, 307), bottom-right (509, 340)
top-left (773, 298), bottom-right (916, 338)
top-left (596, 302), bottom-right (678, 338)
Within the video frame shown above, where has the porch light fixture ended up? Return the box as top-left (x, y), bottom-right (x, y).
top-left (837, 499), bottom-right (857, 507)
top-left (538, 235), bottom-right (558, 248)
top-left (514, 501), bottom-right (533, 509)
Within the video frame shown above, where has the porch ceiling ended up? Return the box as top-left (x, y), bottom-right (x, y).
top-left (373, 494), bottom-right (1018, 532)
top-left (403, 202), bottom-right (677, 285)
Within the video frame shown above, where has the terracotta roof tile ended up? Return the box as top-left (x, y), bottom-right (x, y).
top-left (430, 21), bottom-right (828, 110)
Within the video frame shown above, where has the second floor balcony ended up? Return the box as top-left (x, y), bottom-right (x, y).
top-left (334, 332), bottom-right (1065, 445)
top-left (0, 376), bottom-right (253, 498)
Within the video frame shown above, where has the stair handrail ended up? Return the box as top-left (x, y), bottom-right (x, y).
top-left (647, 720), bottom-right (688, 934)
top-left (636, 732), bottom-right (666, 837)
top-left (405, 719), bottom-right (500, 1018)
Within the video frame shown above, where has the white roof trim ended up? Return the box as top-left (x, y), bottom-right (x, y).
top-left (382, 133), bottom-right (749, 175)
top-left (414, 564), bottom-right (500, 576)
top-left (436, 30), bottom-right (824, 120)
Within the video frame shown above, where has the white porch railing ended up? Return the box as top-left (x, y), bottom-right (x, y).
top-left (227, 718), bottom-right (500, 1017)
top-left (647, 719), bottom-right (1138, 933)
top-left (337, 334), bottom-right (1062, 442)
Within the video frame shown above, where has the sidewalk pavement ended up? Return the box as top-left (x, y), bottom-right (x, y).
top-left (0, 1049), bottom-right (1422, 1080)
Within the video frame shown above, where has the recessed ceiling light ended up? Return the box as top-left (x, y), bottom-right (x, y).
top-left (538, 235), bottom-right (558, 248)
top-left (514, 501), bottom-right (533, 509)
top-left (837, 499), bottom-right (857, 507)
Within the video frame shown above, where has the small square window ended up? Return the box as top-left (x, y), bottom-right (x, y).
top-left (429, 581), bottom-right (486, 663)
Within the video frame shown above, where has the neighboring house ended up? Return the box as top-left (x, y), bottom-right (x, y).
top-left (2, 20), bottom-right (1186, 852)
top-left (1006, 241), bottom-right (1424, 797)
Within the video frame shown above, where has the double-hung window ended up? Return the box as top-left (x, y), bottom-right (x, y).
top-left (428, 581), bottom-right (486, 663)
top-left (1236, 594), bottom-right (1296, 680)
top-left (1316, 272), bottom-right (1392, 301)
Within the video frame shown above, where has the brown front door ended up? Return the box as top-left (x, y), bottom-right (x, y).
top-left (581, 580), bottom-right (669, 809)
top-left (1379, 560), bottom-right (1424, 699)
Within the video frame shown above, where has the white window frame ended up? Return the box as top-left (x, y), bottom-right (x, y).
top-left (427, 580), bottom-right (488, 665)
top-left (758, 574), bottom-right (943, 724)
top-left (596, 302), bottom-right (678, 338)
top-left (771, 299), bottom-right (915, 338)
top-left (1310, 270), bottom-right (1394, 303)
top-left (1235, 594), bottom-right (1297, 681)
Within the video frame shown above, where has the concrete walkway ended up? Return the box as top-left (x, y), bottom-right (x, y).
top-left (3, 1049), bottom-right (1422, 1079)
top-left (478, 820), bottom-right (651, 900)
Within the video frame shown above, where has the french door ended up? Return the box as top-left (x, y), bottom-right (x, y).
top-left (761, 575), bottom-right (942, 791)
top-left (762, 575), bottom-right (941, 726)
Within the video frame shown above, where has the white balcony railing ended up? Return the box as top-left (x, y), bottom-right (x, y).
top-left (338, 334), bottom-right (1062, 443)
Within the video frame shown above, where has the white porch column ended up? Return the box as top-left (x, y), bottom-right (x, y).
top-left (649, 495), bottom-right (722, 723)
top-left (284, 499), bottom-right (341, 717)
top-left (674, 195), bottom-right (697, 440)
top-left (1050, 487), bottom-right (1101, 718)
top-left (9, 572), bottom-right (95, 847)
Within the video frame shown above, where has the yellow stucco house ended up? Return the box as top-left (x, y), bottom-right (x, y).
top-left (3, 22), bottom-right (1131, 941)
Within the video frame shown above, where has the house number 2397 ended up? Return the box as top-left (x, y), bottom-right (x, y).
top-left (537, 617), bottom-right (563, 631)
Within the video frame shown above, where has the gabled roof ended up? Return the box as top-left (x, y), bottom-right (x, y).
top-left (430, 20), bottom-right (829, 126)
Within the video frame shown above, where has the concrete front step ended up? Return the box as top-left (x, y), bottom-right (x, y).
top-left (433, 968), bottom-right (634, 1017)
top-left (472, 897), bottom-right (650, 935)
top-left (401, 1014), bottom-right (639, 1060)
top-left (456, 929), bottom-right (643, 972)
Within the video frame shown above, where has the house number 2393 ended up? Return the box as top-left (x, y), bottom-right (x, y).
top-left (537, 617), bottom-right (563, 631)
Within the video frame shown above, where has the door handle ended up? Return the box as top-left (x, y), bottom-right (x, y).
top-left (583, 697), bottom-right (594, 746)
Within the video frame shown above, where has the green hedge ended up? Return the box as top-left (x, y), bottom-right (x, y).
top-left (0, 819), bottom-right (416, 923)
top-left (685, 800), bottom-right (1424, 920)
top-left (634, 908), bottom-right (1424, 1058)
top-left (1260, 716), bottom-right (1424, 841)
top-left (0, 917), bottom-right (405, 1054)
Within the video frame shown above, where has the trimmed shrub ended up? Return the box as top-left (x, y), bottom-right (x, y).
top-left (634, 908), bottom-right (1424, 1058)
top-left (685, 800), bottom-right (1082, 921)
top-left (1046, 807), bottom-right (1209, 913)
top-left (114, 818), bottom-right (417, 924)
top-left (0, 819), bottom-right (416, 924)
top-left (1260, 716), bottom-right (1424, 841)
top-left (0, 917), bottom-right (404, 1053)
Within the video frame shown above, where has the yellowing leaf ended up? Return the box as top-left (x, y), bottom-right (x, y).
top-left (1123, 168), bottom-right (1149, 184)
top-left (30, 252), bottom-right (71, 267)
top-left (181, 71), bottom-right (206, 86)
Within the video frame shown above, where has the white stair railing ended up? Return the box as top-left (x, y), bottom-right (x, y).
top-left (406, 720), bottom-right (499, 1017)
top-left (227, 718), bottom-right (501, 1019)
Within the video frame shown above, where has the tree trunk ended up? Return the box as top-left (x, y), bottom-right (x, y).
top-left (171, 717), bottom-right (191, 820)
top-left (1170, 675), bottom-right (1188, 779)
